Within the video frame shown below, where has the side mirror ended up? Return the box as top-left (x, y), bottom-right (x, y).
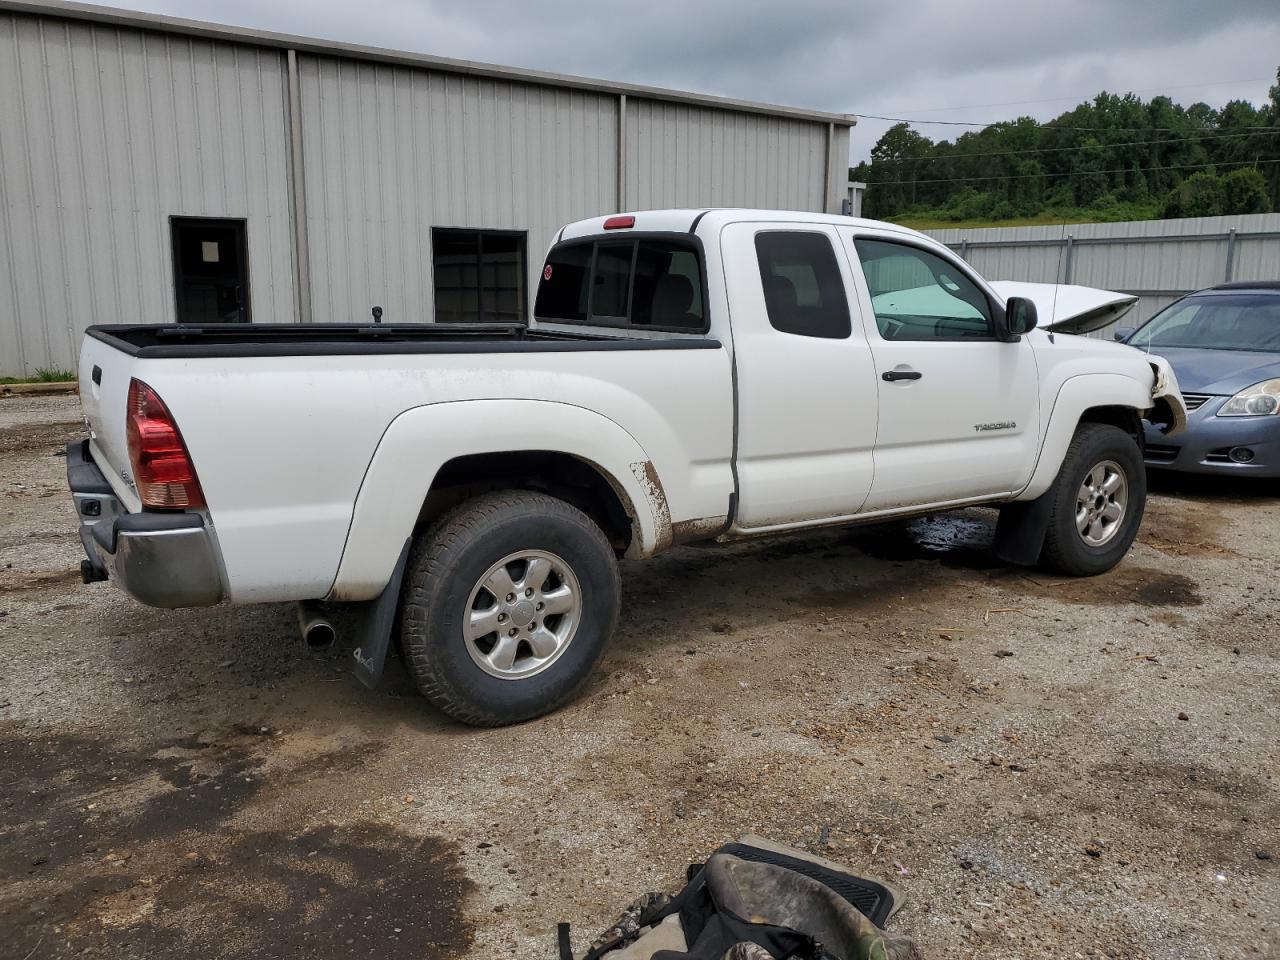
top-left (1113, 326), bottom-right (1135, 342)
top-left (1001, 296), bottom-right (1038, 340)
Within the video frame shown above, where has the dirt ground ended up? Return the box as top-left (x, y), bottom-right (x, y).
top-left (1, 393), bottom-right (1277, 960)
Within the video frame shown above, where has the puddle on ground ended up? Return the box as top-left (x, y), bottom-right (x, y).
top-left (0, 724), bottom-right (472, 959)
top-left (1080, 759), bottom-right (1272, 869)
top-left (728, 512), bottom-right (1001, 570)
top-left (655, 512), bottom-right (1203, 624)
top-left (838, 513), bottom-right (1003, 570)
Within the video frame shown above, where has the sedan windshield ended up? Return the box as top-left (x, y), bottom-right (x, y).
top-left (1130, 294), bottom-right (1280, 353)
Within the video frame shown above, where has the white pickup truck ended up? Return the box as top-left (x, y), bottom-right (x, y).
top-left (69, 209), bottom-right (1185, 725)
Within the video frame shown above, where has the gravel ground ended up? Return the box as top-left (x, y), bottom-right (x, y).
top-left (1, 393), bottom-right (1277, 959)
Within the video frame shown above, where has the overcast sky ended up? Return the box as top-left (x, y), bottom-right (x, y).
top-left (86, 0), bottom-right (1280, 162)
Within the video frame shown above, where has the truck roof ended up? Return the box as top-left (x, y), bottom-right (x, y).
top-left (555, 209), bottom-right (941, 248)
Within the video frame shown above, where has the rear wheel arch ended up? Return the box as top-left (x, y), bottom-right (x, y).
top-left (417, 450), bottom-right (638, 555)
top-left (329, 400), bottom-right (665, 602)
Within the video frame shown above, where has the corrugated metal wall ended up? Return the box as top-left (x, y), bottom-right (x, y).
top-left (626, 98), bottom-right (831, 212)
top-left (928, 213), bottom-right (1280, 334)
top-left (297, 56), bottom-right (618, 324)
top-left (0, 12), bottom-right (296, 373)
top-left (0, 5), bottom-right (848, 374)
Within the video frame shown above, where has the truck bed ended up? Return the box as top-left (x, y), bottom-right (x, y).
top-left (87, 323), bottom-right (719, 358)
top-left (77, 320), bottom-right (734, 603)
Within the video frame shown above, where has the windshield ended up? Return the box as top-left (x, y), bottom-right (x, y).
top-left (1130, 294), bottom-right (1280, 353)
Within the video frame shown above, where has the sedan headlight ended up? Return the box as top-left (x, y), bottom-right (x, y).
top-left (1217, 378), bottom-right (1280, 417)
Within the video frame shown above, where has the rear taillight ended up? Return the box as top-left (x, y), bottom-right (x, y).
top-left (126, 378), bottom-right (205, 510)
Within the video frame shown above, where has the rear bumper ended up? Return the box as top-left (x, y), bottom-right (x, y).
top-left (1142, 400), bottom-right (1280, 477)
top-left (67, 440), bottom-right (225, 608)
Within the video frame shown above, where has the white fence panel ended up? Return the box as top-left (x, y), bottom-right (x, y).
top-left (927, 214), bottom-right (1280, 335)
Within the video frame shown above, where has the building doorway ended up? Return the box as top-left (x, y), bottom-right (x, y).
top-left (170, 217), bottom-right (250, 323)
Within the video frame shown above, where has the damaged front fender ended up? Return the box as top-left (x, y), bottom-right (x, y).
top-left (1146, 357), bottom-right (1188, 437)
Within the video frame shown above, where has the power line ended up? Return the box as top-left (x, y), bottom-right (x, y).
top-left (878, 129), bottom-right (1280, 164)
top-left (868, 76), bottom-right (1274, 115)
top-left (868, 157), bottom-right (1280, 187)
top-left (853, 112), bottom-right (1277, 133)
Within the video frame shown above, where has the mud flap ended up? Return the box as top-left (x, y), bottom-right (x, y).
top-left (993, 491), bottom-right (1054, 566)
top-left (349, 538), bottom-right (411, 689)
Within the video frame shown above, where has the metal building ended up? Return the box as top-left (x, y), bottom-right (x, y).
top-left (0, 0), bottom-right (854, 376)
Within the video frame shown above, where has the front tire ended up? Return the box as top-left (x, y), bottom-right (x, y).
top-left (399, 491), bottom-right (620, 726)
top-left (1040, 423), bottom-right (1146, 576)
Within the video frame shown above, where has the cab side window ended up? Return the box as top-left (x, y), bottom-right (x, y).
top-left (854, 239), bottom-right (993, 341)
top-left (755, 231), bottom-right (851, 339)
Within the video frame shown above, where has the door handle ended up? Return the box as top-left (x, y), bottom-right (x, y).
top-left (882, 369), bottom-right (922, 382)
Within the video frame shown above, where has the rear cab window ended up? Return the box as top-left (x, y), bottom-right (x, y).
top-left (534, 235), bottom-right (707, 333)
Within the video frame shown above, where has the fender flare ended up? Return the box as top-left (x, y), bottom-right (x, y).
top-left (1017, 373), bottom-right (1151, 501)
top-left (326, 399), bottom-right (666, 601)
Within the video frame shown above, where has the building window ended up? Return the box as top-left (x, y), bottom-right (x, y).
top-left (432, 229), bottom-right (527, 324)
top-left (533, 237), bottom-right (706, 332)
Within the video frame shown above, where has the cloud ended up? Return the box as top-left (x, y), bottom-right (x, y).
top-left (85, 0), bottom-right (1280, 161)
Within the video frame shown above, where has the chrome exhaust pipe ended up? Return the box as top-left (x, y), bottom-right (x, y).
top-left (297, 601), bottom-right (337, 650)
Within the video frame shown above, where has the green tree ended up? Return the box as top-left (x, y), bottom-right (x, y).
top-left (864, 123), bottom-right (934, 217)
top-left (1267, 67), bottom-right (1280, 208)
top-left (1163, 171), bottom-right (1225, 218)
top-left (853, 66), bottom-right (1280, 224)
top-left (1072, 139), bottom-right (1109, 206)
top-left (1221, 168), bottom-right (1271, 214)
top-left (1127, 167), bottom-right (1150, 202)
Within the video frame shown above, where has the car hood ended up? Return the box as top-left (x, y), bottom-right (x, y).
top-left (988, 281), bottom-right (1138, 334)
top-left (1133, 346), bottom-right (1280, 395)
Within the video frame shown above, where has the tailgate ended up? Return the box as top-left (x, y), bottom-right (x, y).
top-left (77, 333), bottom-right (142, 510)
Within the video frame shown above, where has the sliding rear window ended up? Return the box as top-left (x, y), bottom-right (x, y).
top-left (534, 236), bottom-right (707, 332)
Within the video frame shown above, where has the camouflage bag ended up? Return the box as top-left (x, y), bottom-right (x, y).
top-left (581, 853), bottom-right (921, 960)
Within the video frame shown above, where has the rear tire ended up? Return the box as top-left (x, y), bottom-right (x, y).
top-left (1039, 423), bottom-right (1146, 576)
top-left (399, 491), bottom-right (620, 726)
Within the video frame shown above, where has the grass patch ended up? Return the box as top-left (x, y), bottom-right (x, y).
top-left (893, 212), bottom-right (1111, 230)
top-left (890, 203), bottom-right (1163, 232)
top-left (0, 367), bottom-right (77, 385)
